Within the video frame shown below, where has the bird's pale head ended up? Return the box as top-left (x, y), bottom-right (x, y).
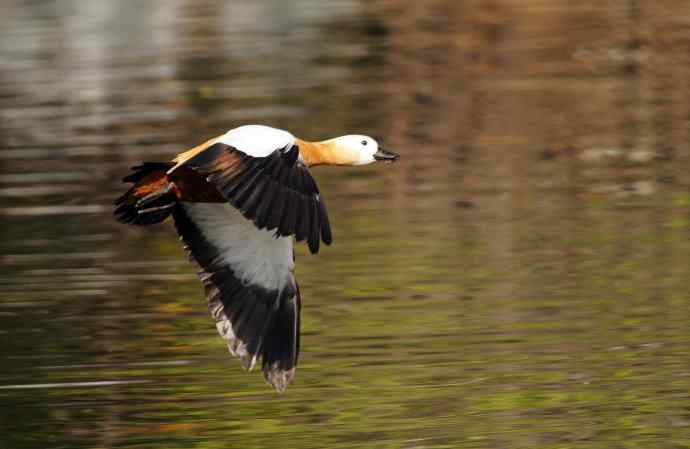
top-left (314, 135), bottom-right (399, 166)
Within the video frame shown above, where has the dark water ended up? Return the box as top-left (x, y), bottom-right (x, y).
top-left (1, 1), bottom-right (690, 448)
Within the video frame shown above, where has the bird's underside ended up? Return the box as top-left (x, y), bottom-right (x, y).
top-left (114, 139), bottom-right (332, 392)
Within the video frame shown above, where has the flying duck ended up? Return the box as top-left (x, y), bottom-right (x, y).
top-left (114, 125), bottom-right (399, 392)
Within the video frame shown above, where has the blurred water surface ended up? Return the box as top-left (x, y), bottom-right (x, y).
top-left (1, 1), bottom-right (690, 448)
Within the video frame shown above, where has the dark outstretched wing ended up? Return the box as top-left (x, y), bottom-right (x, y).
top-left (173, 202), bottom-right (300, 392)
top-left (173, 142), bottom-right (332, 254)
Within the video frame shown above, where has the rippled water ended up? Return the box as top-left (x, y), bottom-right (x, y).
top-left (2, 1), bottom-right (690, 448)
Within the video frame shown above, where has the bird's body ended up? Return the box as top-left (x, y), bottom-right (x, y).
top-left (115, 125), bottom-right (398, 392)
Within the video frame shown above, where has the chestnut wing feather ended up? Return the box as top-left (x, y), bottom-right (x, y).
top-left (178, 142), bottom-right (332, 254)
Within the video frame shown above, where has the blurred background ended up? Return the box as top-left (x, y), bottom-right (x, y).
top-left (1, 0), bottom-right (689, 448)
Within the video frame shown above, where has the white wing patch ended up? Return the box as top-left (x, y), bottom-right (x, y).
top-left (218, 125), bottom-right (295, 158)
top-left (181, 202), bottom-right (294, 291)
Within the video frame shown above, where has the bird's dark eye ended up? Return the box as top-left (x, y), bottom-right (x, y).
top-left (361, 140), bottom-right (368, 146)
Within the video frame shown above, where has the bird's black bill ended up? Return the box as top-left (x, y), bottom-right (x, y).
top-left (373, 148), bottom-right (400, 162)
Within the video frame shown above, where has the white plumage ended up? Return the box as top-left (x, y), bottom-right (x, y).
top-left (182, 202), bottom-right (294, 292)
top-left (218, 125), bottom-right (296, 158)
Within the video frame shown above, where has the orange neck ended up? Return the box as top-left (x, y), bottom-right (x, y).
top-left (296, 138), bottom-right (354, 166)
top-left (295, 139), bottom-right (335, 166)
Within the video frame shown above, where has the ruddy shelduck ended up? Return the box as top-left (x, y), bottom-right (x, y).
top-left (115, 125), bottom-right (399, 392)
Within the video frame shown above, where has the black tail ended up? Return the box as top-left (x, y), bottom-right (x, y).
top-left (114, 162), bottom-right (176, 225)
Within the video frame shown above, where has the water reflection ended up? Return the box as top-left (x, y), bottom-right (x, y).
top-left (1, 0), bottom-right (690, 448)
